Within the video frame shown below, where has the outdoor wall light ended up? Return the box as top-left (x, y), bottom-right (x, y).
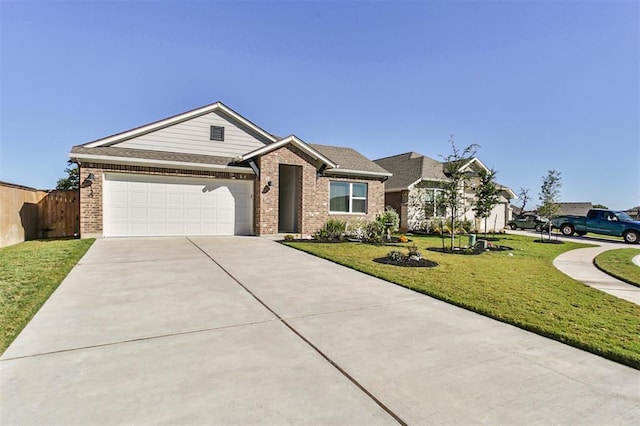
top-left (81, 173), bottom-right (95, 197)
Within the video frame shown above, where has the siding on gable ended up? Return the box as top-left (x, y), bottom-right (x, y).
top-left (116, 111), bottom-right (270, 157)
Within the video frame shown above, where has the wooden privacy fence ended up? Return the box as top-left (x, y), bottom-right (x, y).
top-left (38, 190), bottom-right (79, 238)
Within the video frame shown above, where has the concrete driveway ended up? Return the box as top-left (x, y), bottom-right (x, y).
top-left (1, 237), bottom-right (639, 425)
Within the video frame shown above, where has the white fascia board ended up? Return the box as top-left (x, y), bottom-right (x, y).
top-left (84, 102), bottom-right (277, 148)
top-left (407, 177), bottom-right (449, 190)
top-left (70, 153), bottom-right (254, 174)
top-left (323, 168), bottom-right (392, 178)
top-left (459, 157), bottom-right (489, 173)
top-left (239, 135), bottom-right (339, 168)
top-left (500, 187), bottom-right (517, 198)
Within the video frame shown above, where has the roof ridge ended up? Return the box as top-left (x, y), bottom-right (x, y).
top-left (309, 142), bottom-right (353, 150)
top-left (374, 151), bottom-right (417, 161)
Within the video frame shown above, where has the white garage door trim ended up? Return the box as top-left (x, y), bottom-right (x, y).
top-left (103, 173), bottom-right (253, 237)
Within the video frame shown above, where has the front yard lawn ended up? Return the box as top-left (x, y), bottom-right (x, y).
top-left (285, 234), bottom-right (640, 369)
top-left (0, 238), bottom-right (94, 354)
top-left (594, 248), bottom-right (640, 287)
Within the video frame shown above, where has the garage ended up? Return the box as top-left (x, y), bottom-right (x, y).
top-left (103, 174), bottom-right (253, 237)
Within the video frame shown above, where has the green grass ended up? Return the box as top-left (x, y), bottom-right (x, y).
top-left (0, 238), bottom-right (94, 354)
top-left (285, 234), bottom-right (640, 369)
top-left (594, 248), bottom-right (640, 287)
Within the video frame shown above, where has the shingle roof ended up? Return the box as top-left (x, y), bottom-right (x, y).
top-left (70, 146), bottom-right (238, 167)
top-left (373, 152), bottom-right (447, 190)
top-left (70, 144), bottom-right (388, 176)
top-left (311, 144), bottom-right (391, 175)
top-left (70, 104), bottom-right (389, 177)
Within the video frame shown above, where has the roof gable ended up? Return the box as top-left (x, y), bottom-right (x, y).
top-left (71, 102), bottom-right (391, 178)
top-left (376, 152), bottom-right (514, 197)
top-left (238, 138), bottom-right (391, 177)
top-left (82, 102), bottom-right (277, 148)
top-left (239, 136), bottom-right (338, 168)
top-left (374, 152), bottom-right (447, 191)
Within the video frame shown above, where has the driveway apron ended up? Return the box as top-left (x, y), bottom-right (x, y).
top-left (2, 236), bottom-right (639, 425)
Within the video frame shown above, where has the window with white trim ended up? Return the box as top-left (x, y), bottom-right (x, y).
top-left (330, 182), bottom-right (367, 213)
top-left (423, 188), bottom-right (446, 218)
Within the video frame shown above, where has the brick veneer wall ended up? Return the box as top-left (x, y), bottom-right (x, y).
top-left (255, 144), bottom-right (386, 236)
top-left (78, 163), bottom-right (253, 238)
top-left (384, 191), bottom-right (403, 215)
top-left (78, 150), bottom-right (385, 238)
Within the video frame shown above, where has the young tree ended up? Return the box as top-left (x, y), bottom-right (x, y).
top-left (56, 161), bottom-right (79, 190)
top-left (473, 168), bottom-right (500, 237)
top-left (538, 169), bottom-right (562, 240)
top-left (440, 137), bottom-right (479, 251)
top-left (516, 188), bottom-right (530, 216)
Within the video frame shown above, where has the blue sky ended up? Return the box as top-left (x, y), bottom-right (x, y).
top-left (1, 0), bottom-right (638, 209)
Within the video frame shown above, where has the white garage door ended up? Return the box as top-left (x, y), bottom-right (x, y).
top-left (103, 174), bottom-right (253, 237)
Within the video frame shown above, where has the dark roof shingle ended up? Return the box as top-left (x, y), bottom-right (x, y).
top-left (374, 152), bottom-right (447, 190)
top-left (70, 146), bottom-right (237, 166)
top-left (311, 144), bottom-right (391, 175)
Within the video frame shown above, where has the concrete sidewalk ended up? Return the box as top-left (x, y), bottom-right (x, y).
top-left (554, 245), bottom-right (640, 305)
top-left (2, 237), bottom-right (639, 424)
top-left (507, 229), bottom-right (640, 305)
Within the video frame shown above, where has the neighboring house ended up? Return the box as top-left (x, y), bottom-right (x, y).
top-left (625, 206), bottom-right (640, 220)
top-left (69, 102), bottom-right (391, 238)
top-left (374, 152), bottom-right (515, 232)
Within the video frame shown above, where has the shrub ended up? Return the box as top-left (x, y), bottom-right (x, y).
top-left (377, 207), bottom-right (400, 231)
top-left (429, 220), bottom-right (444, 235)
top-left (365, 220), bottom-right (386, 243)
top-left (459, 219), bottom-right (474, 234)
top-left (407, 244), bottom-right (421, 259)
top-left (344, 218), bottom-right (369, 241)
top-left (314, 219), bottom-right (347, 240)
top-left (284, 234), bottom-right (295, 241)
top-left (387, 250), bottom-right (403, 262)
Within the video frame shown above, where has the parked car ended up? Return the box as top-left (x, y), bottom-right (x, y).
top-left (507, 213), bottom-right (549, 232)
top-left (552, 209), bottom-right (640, 244)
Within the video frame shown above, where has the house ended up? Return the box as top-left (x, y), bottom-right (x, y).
top-left (625, 206), bottom-right (640, 220)
top-left (69, 102), bottom-right (391, 238)
top-left (374, 152), bottom-right (515, 232)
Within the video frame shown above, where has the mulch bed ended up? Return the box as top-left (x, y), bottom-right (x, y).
top-left (427, 245), bottom-right (514, 255)
top-left (533, 239), bottom-right (564, 244)
top-left (373, 256), bottom-right (438, 268)
top-left (283, 236), bottom-right (412, 244)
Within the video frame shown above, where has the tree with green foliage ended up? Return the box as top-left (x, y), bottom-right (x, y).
top-left (473, 168), bottom-right (500, 236)
top-left (440, 137), bottom-right (479, 250)
top-left (56, 161), bottom-right (79, 190)
top-left (538, 169), bottom-right (562, 239)
top-left (593, 204), bottom-right (608, 209)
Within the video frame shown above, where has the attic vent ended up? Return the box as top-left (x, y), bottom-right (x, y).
top-left (210, 125), bottom-right (225, 141)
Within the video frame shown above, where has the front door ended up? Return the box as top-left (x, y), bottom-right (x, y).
top-left (278, 165), bottom-right (301, 233)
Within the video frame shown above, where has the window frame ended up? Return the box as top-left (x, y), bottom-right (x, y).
top-left (329, 181), bottom-right (368, 214)
top-left (423, 188), bottom-right (446, 218)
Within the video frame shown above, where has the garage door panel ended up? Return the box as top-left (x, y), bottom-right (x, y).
top-left (104, 174), bottom-right (253, 237)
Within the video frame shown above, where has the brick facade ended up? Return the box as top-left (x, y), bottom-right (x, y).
top-left (79, 145), bottom-right (386, 238)
top-left (78, 163), bottom-right (253, 237)
top-left (255, 144), bottom-right (385, 235)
